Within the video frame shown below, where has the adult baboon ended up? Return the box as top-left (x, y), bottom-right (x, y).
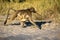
top-left (4, 7), bottom-right (38, 28)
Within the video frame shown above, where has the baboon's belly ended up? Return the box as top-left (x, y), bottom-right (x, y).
top-left (21, 15), bottom-right (29, 21)
top-left (18, 14), bottom-right (29, 21)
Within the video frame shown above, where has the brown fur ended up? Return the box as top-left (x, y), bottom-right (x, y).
top-left (4, 7), bottom-right (38, 28)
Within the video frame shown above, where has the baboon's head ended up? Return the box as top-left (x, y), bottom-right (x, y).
top-left (28, 7), bottom-right (37, 13)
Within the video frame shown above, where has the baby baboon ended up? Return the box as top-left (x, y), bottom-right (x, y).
top-left (4, 7), bottom-right (38, 28)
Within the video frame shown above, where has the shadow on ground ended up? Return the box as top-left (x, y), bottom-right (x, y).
top-left (10, 21), bottom-right (52, 29)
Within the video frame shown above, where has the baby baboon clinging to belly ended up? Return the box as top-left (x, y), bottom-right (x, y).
top-left (4, 7), bottom-right (38, 28)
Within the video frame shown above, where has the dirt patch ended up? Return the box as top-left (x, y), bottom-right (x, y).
top-left (0, 15), bottom-right (60, 40)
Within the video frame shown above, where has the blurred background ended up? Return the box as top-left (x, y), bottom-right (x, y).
top-left (0, 1), bottom-right (60, 40)
top-left (0, 0), bottom-right (60, 23)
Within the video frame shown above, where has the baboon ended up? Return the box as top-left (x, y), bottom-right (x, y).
top-left (4, 7), bottom-right (38, 28)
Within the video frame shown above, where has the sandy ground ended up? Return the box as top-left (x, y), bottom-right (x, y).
top-left (0, 15), bottom-right (60, 40)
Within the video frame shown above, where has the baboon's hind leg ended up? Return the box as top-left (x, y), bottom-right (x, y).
top-left (5, 14), bottom-right (17, 25)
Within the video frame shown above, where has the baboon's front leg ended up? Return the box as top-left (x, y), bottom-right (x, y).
top-left (29, 18), bottom-right (38, 28)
